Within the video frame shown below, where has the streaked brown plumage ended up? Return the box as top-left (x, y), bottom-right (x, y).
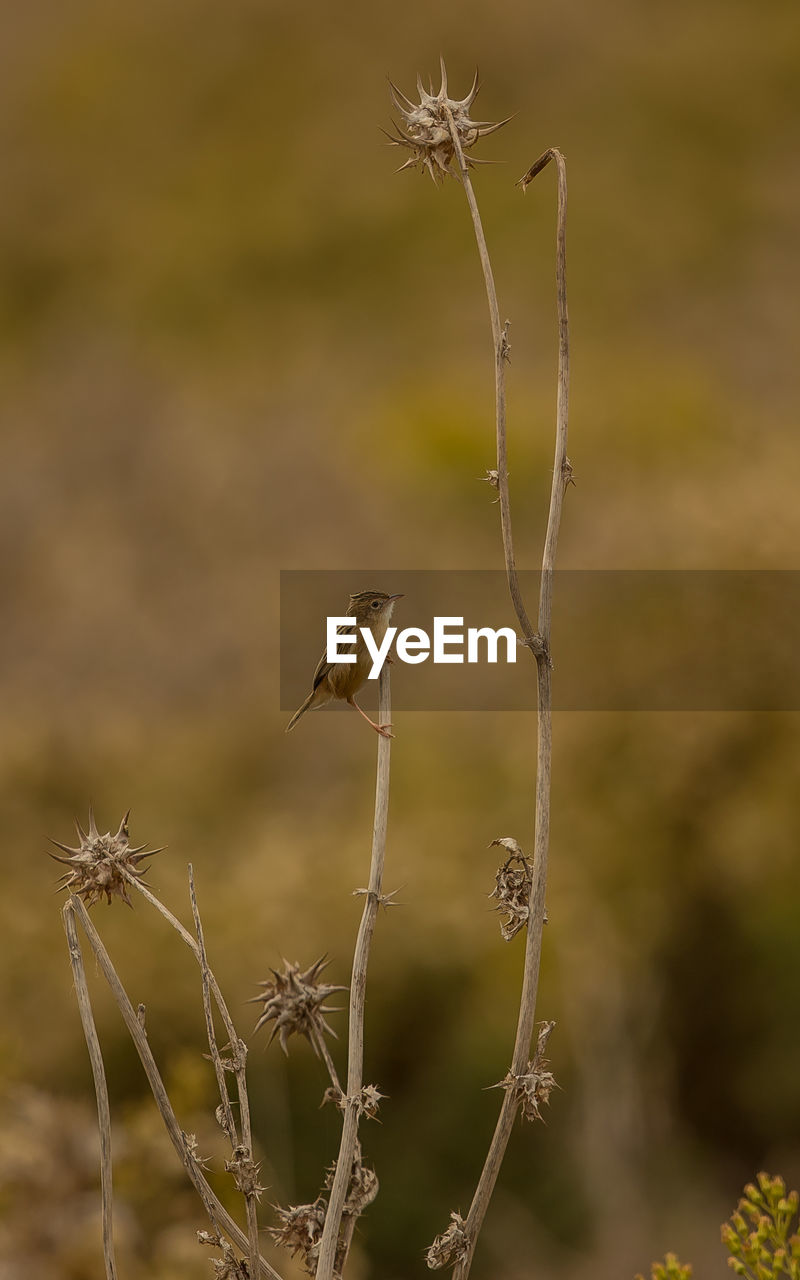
top-left (285, 591), bottom-right (403, 738)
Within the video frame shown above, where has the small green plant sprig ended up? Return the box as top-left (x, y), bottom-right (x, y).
top-left (722, 1173), bottom-right (800, 1280)
top-left (637, 1253), bottom-right (693, 1280)
top-left (641, 1175), bottom-right (800, 1280)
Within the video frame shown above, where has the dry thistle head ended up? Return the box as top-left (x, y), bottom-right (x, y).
top-left (489, 837), bottom-right (533, 941)
top-left (49, 808), bottom-right (162, 907)
top-left (321, 1082), bottom-right (386, 1121)
top-left (343, 1159), bottom-right (379, 1218)
top-left (426, 1210), bottom-right (470, 1270)
top-left (197, 1232), bottom-right (250, 1279)
top-left (493, 1020), bottom-right (557, 1123)
top-left (387, 57), bottom-right (510, 183)
top-left (250, 957), bottom-right (345, 1055)
top-left (354, 1083), bottom-right (385, 1121)
top-left (269, 1198), bottom-right (327, 1272)
top-left (325, 1138), bottom-right (380, 1218)
top-left (225, 1145), bottom-right (265, 1200)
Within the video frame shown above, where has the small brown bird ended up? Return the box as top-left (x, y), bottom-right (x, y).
top-left (286, 590), bottom-right (403, 738)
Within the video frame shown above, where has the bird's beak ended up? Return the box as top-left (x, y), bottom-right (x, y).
top-left (388, 593), bottom-right (404, 601)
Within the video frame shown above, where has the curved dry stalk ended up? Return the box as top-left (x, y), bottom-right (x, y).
top-left (120, 863), bottom-right (266, 1273)
top-left (118, 868), bottom-right (234, 1029)
top-left (189, 866), bottom-right (238, 1144)
top-left (442, 119), bottom-right (571, 1280)
top-left (63, 901), bottom-right (118, 1280)
top-left (315, 667), bottom-right (392, 1280)
top-left (68, 893), bottom-right (283, 1280)
top-left (311, 1025), bottom-right (343, 1095)
top-left (189, 865), bottom-right (260, 1280)
top-left (442, 101), bottom-right (545, 661)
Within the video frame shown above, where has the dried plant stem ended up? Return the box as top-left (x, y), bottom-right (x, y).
top-left (189, 865), bottom-right (260, 1280)
top-left (118, 869), bottom-right (231, 1020)
top-left (315, 666), bottom-right (392, 1280)
top-left (68, 893), bottom-right (283, 1280)
top-left (189, 866), bottom-right (238, 1143)
top-left (443, 103), bottom-right (543, 658)
top-left (311, 1026), bottom-right (343, 1095)
top-left (444, 125), bottom-right (570, 1280)
top-left (337, 1215), bottom-right (358, 1278)
top-left (63, 900), bottom-right (118, 1280)
top-left (120, 860), bottom-right (264, 1259)
top-left (522, 148), bottom-right (571, 636)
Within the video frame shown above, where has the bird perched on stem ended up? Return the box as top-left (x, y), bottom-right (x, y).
top-left (286, 591), bottom-right (403, 738)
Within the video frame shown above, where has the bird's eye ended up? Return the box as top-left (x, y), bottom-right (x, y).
top-left (371, 600), bottom-right (380, 609)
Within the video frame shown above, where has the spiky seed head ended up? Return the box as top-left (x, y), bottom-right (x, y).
top-left (250, 957), bottom-right (345, 1055)
top-left (492, 1020), bottom-right (557, 1123)
top-left (426, 1211), bottom-right (470, 1270)
top-left (387, 58), bottom-right (511, 183)
top-left (324, 1138), bottom-right (379, 1217)
top-left (48, 809), bottom-right (162, 907)
top-left (270, 1197), bottom-right (327, 1270)
top-left (197, 1231), bottom-right (251, 1279)
top-left (489, 838), bottom-right (533, 941)
top-left (356, 1083), bottom-right (385, 1120)
top-left (225, 1145), bottom-right (265, 1200)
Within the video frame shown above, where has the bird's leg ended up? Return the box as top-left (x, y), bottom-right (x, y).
top-left (347, 696), bottom-right (394, 739)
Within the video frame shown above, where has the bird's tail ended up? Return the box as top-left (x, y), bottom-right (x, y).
top-left (285, 691), bottom-right (316, 733)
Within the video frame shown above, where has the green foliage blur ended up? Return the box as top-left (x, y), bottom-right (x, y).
top-left (722, 1173), bottom-right (800, 1280)
top-left (1, 1), bottom-right (799, 1277)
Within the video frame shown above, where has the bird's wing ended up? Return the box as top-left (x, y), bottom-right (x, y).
top-left (311, 650), bottom-right (332, 690)
top-left (310, 621), bottom-right (356, 690)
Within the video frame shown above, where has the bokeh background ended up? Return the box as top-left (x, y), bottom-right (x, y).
top-left (1, 1), bottom-right (799, 1277)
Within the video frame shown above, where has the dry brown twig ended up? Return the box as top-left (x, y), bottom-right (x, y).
top-left (63, 899), bottom-right (118, 1280)
top-left (391, 61), bottom-right (571, 1277)
top-left (119, 860), bottom-right (268, 1276)
top-left (65, 891), bottom-right (282, 1279)
top-left (314, 664), bottom-right (392, 1280)
top-left (55, 814), bottom-right (280, 1278)
top-left (189, 864), bottom-right (262, 1279)
top-left (444, 140), bottom-right (569, 1280)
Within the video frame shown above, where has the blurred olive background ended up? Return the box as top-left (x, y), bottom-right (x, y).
top-left (2, 1), bottom-right (799, 1277)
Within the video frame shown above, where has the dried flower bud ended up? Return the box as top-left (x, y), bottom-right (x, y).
top-left (197, 1231), bottom-right (249, 1279)
top-left (345, 1161), bottom-right (379, 1217)
top-left (225, 1146), bottom-right (264, 1200)
top-left (501, 320), bottom-right (512, 362)
top-left (356, 1084), bottom-right (385, 1120)
top-left (270, 1198), bottom-right (327, 1272)
top-left (184, 1132), bottom-right (212, 1171)
top-left (320, 1084), bottom-right (344, 1111)
top-left (49, 809), bottom-right (161, 907)
top-left (325, 1139), bottom-right (379, 1218)
top-left (426, 1211), bottom-right (470, 1270)
top-left (321, 1083), bottom-right (385, 1120)
top-left (353, 885), bottom-right (401, 910)
top-left (493, 1021), bottom-right (557, 1123)
top-left (489, 838), bottom-right (533, 941)
top-left (250, 957), bottom-right (345, 1055)
top-left (387, 58), bottom-right (510, 183)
